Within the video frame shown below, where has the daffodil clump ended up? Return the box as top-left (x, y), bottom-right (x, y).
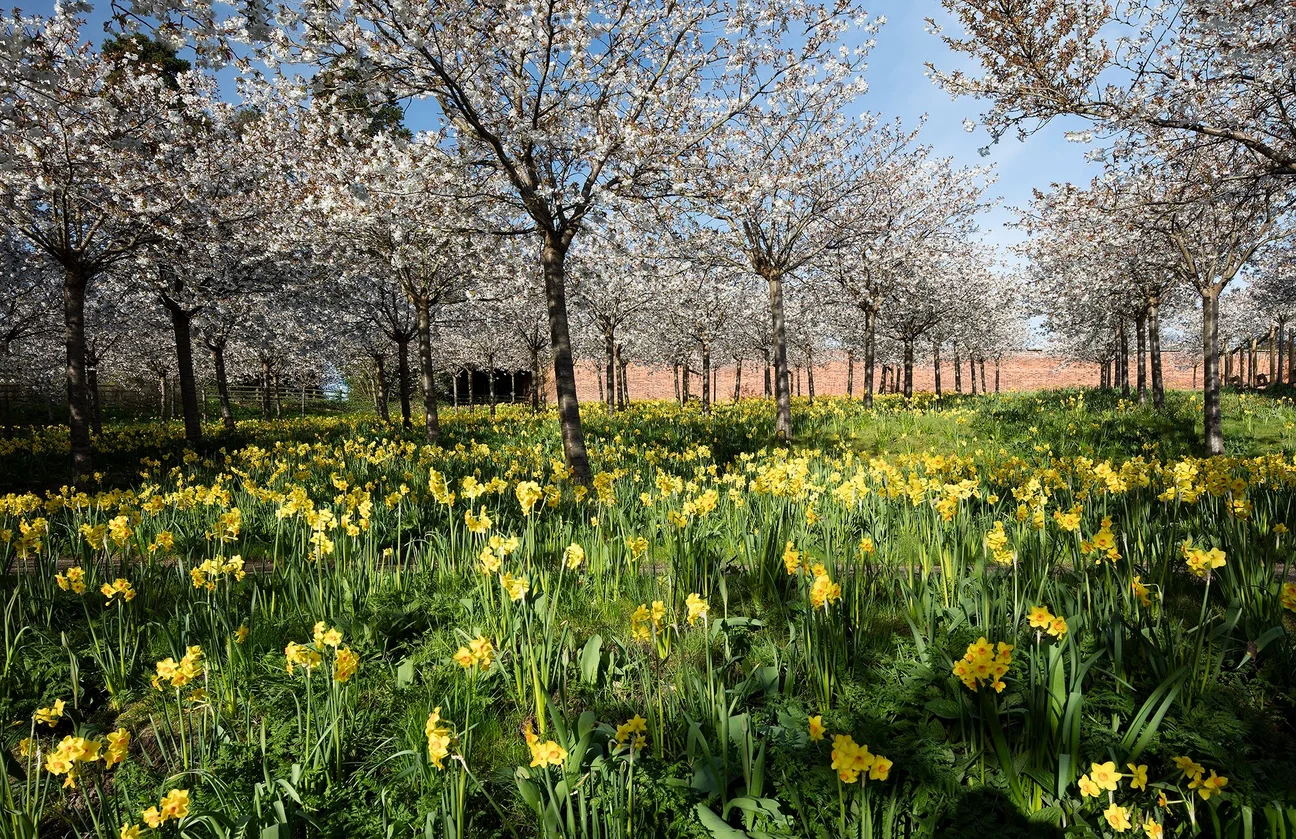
top-left (952, 638), bottom-right (1013, 693)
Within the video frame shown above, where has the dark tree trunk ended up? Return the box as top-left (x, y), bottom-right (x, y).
top-left (541, 237), bottom-right (591, 483)
top-left (846, 350), bottom-right (855, 397)
top-left (374, 354), bottom-right (390, 422)
top-left (733, 358), bottom-right (742, 401)
top-left (953, 341), bottom-right (962, 393)
top-left (86, 346), bottom-right (103, 435)
top-left (766, 270), bottom-right (793, 442)
top-left (1136, 312), bottom-right (1148, 405)
top-left (1277, 322), bottom-right (1286, 385)
top-left (933, 342), bottom-right (942, 398)
top-left (619, 354), bottom-right (629, 408)
top-left (1268, 325), bottom-right (1276, 385)
top-left (210, 341), bottom-right (235, 431)
top-left (701, 343), bottom-right (712, 413)
top-left (1202, 289), bottom-right (1224, 455)
top-left (979, 358), bottom-right (987, 393)
top-left (807, 362), bottom-right (815, 403)
top-left (1114, 321), bottom-right (1124, 399)
top-left (1149, 302), bottom-right (1164, 408)
top-left (396, 336), bottom-right (413, 428)
top-left (994, 358), bottom-right (1001, 393)
top-left (604, 330), bottom-right (616, 413)
top-left (614, 343), bottom-right (626, 410)
top-left (880, 365), bottom-right (889, 394)
top-left (64, 266), bottom-right (93, 479)
top-left (162, 293), bottom-right (203, 446)
top-left (531, 348), bottom-right (542, 412)
top-left (682, 362), bottom-right (690, 404)
top-left (261, 359), bottom-right (273, 419)
top-left (902, 339), bottom-right (914, 399)
top-left (862, 308), bottom-right (876, 408)
top-left (414, 298), bottom-right (439, 442)
top-left (969, 356), bottom-right (977, 395)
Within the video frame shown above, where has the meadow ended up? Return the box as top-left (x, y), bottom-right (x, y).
top-left (3, 389), bottom-right (1296, 839)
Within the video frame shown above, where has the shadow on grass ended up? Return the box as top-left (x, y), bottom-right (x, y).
top-left (937, 788), bottom-right (1064, 839)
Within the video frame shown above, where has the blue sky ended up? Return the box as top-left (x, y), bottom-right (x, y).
top-left (42, 0), bottom-right (1100, 258)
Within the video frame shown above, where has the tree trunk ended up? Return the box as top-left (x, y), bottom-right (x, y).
top-left (86, 346), bottom-right (103, 435)
top-left (1250, 337), bottom-right (1258, 388)
top-left (210, 341), bottom-right (235, 431)
top-left (159, 372), bottom-right (168, 420)
top-left (614, 343), bottom-right (626, 410)
top-left (969, 356), bottom-right (977, 395)
top-left (619, 353), bottom-right (629, 408)
top-left (979, 358), bottom-right (987, 393)
top-left (1136, 312), bottom-right (1148, 405)
top-left (807, 362), bottom-right (815, 403)
top-left (162, 295), bottom-right (203, 446)
top-left (1114, 322), bottom-right (1124, 399)
top-left (674, 362), bottom-right (681, 403)
top-left (64, 266), bottom-right (93, 479)
top-left (1202, 289), bottom-right (1224, 455)
top-left (1278, 322), bottom-right (1286, 385)
top-left (766, 270), bottom-right (793, 442)
top-left (880, 365), bottom-right (889, 394)
top-left (604, 330), bottom-right (616, 413)
top-left (994, 358), bottom-right (1001, 393)
top-left (846, 350), bottom-right (855, 397)
top-left (541, 238), bottom-right (591, 483)
top-left (1149, 302), bottom-right (1164, 408)
top-left (933, 342), bottom-right (942, 398)
top-left (531, 348), bottom-right (542, 412)
top-left (273, 371), bottom-right (282, 418)
top-left (414, 298), bottom-right (439, 441)
top-left (261, 359), bottom-right (273, 419)
top-left (953, 341), bottom-right (962, 393)
top-left (902, 339), bottom-right (914, 399)
top-left (681, 363), bottom-right (690, 404)
top-left (1268, 325), bottom-right (1276, 386)
top-left (733, 358), bottom-right (742, 401)
top-left (862, 308), bottom-right (876, 408)
top-left (396, 336), bottom-right (413, 428)
top-left (701, 343), bottom-right (712, 413)
top-left (374, 354), bottom-right (390, 422)
top-left (763, 351), bottom-right (772, 399)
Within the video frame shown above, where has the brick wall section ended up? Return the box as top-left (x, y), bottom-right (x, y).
top-left (549, 350), bottom-right (1205, 403)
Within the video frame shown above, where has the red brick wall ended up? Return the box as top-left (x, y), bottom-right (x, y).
top-left (551, 351), bottom-right (1205, 403)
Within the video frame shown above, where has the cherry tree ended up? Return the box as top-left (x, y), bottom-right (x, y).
top-left (0, 8), bottom-right (222, 476)
top-left (931, 0), bottom-right (1296, 177)
top-left (821, 149), bottom-right (993, 406)
top-left (688, 102), bottom-right (922, 439)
